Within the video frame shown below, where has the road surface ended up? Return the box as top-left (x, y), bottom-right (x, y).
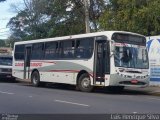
top-left (0, 80), bottom-right (160, 114)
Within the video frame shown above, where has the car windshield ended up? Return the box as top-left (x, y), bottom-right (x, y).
top-left (0, 57), bottom-right (12, 66)
top-left (114, 45), bottom-right (149, 69)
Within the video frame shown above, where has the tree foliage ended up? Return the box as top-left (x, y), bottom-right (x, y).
top-left (7, 0), bottom-right (106, 41)
top-left (0, 40), bottom-right (6, 47)
top-left (7, 0), bottom-right (50, 41)
top-left (99, 0), bottom-right (160, 36)
top-left (7, 0), bottom-right (160, 42)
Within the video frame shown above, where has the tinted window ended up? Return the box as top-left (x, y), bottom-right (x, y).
top-left (60, 40), bottom-right (75, 58)
top-left (0, 57), bottom-right (12, 66)
top-left (112, 33), bottom-right (146, 45)
top-left (14, 45), bottom-right (25, 60)
top-left (45, 42), bottom-right (58, 59)
top-left (75, 37), bottom-right (94, 59)
top-left (31, 43), bottom-right (44, 60)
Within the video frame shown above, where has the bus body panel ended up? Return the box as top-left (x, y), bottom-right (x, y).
top-left (13, 57), bottom-right (95, 85)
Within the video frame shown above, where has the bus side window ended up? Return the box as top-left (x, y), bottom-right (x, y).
top-left (76, 40), bottom-right (83, 58)
top-left (60, 40), bottom-right (75, 59)
top-left (45, 41), bottom-right (58, 59)
top-left (76, 37), bottom-right (94, 59)
top-left (31, 43), bottom-right (44, 60)
top-left (14, 45), bottom-right (25, 60)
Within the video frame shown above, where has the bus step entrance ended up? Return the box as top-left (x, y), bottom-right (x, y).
top-left (95, 77), bottom-right (105, 86)
top-left (96, 77), bottom-right (105, 81)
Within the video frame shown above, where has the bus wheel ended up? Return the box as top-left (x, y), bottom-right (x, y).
top-left (31, 71), bottom-right (40, 87)
top-left (78, 73), bottom-right (93, 92)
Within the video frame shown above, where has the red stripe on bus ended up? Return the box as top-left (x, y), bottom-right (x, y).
top-left (48, 70), bottom-right (80, 73)
top-left (15, 61), bottom-right (56, 67)
top-left (31, 61), bottom-right (56, 64)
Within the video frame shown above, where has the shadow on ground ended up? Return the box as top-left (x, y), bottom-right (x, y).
top-left (1, 78), bottom-right (151, 96)
top-left (0, 78), bottom-right (19, 83)
top-left (20, 82), bottom-right (150, 96)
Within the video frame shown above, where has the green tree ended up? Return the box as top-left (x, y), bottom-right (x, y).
top-left (0, 40), bottom-right (6, 47)
top-left (7, 0), bottom-right (50, 41)
top-left (99, 0), bottom-right (160, 36)
top-left (7, 0), bottom-right (107, 41)
top-left (41, 0), bottom-right (86, 37)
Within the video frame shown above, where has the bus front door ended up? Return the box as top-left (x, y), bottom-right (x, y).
top-left (24, 46), bottom-right (31, 79)
top-left (94, 39), bottom-right (110, 85)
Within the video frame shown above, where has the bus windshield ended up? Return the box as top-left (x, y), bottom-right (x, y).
top-left (0, 57), bottom-right (12, 66)
top-left (114, 45), bottom-right (149, 69)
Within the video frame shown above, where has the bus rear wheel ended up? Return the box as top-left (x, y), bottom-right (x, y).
top-left (77, 73), bottom-right (93, 92)
top-left (31, 71), bottom-right (40, 87)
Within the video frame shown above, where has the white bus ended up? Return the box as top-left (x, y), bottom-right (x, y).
top-left (12, 31), bottom-right (149, 92)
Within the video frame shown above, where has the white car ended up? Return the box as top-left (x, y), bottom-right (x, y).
top-left (0, 55), bottom-right (15, 80)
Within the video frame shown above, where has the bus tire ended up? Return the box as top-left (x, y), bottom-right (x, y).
top-left (78, 73), bottom-right (93, 92)
top-left (31, 71), bottom-right (40, 87)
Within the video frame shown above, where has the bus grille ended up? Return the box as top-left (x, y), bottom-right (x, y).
top-left (2, 68), bottom-right (12, 72)
top-left (119, 81), bottom-right (146, 85)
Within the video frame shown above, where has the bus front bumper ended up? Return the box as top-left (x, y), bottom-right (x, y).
top-left (109, 74), bottom-right (150, 87)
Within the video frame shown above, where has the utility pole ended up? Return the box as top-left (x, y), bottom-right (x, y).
top-left (84, 0), bottom-right (90, 33)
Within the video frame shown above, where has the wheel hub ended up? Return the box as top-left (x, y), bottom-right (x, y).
top-left (82, 78), bottom-right (90, 88)
top-left (33, 76), bottom-right (38, 84)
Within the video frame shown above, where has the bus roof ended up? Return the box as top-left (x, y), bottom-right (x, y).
top-left (14, 31), bottom-right (145, 45)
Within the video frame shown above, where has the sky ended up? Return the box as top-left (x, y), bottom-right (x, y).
top-left (0, 0), bottom-right (23, 39)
